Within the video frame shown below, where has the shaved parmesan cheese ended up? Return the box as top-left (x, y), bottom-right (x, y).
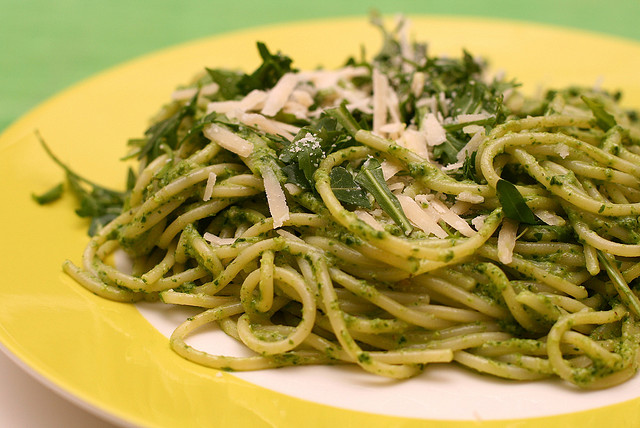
top-left (497, 218), bottom-right (518, 264)
top-left (238, 113), bottom-right (297, 141)
top-left (534, 209), bottom-right (566, 226)
top-left (456, 113), bottom-right (491, 123)
top-left (456, 127), bottom-right (486, 163)
top-left (283, 183), bottom-right (303, 196)
top-left (399, 129), bottom-right (429, 159)
top-left (387, 182), bottom-right (405, 192)
top-left (462, 124), bottom-right (484, 135)
top-left (372, 68), bottom-right (390, 135)
top-left (202, 172), bottom-right (217, 201)
top-left (291, 89), bottom-right (314, 107)
top-left (411, 71), bottom-right (426, 98)
top-left (450, 200), bottom-right (472, 215)
top-left (429, 199), bottom-right (476, 237)
top-left (456, 191), bottom-right (484, 204)
top-left (557, 143), bottom-right (570, 159)
top-left (203, 123), bottom-right (253, 158)
top-left (423, 113), bottom-right (447, 146)
top-left (203, 232), bottom-right (236, 246)
top-left (397, 195), bottom-right (448, 238)
top-left (262, 168), bottom-right (290, 228)
top-left (171, 82), bottom-right (219, 101)
top-left (380, 159), bottom-right (403, 181)
top-left (355, 210), bottom-right (385, 231)
top-left (299, 66), bottom-right (368, 90)
top-left (380, 122), bottom-right (405, 134)
top-left (261, 73), bottom-right (299, 117)
top-left (471, 214), bottom-right (487, 231)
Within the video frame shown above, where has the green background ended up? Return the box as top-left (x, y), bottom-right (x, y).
top-left (2, 0), bottom-right (640, 132)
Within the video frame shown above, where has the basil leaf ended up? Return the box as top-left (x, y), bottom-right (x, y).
top-left (330, 167), bottom-right (371, 208)
top-left (496, 179), bottom-right (537, 224)
top-left (355, 158), bottom-right (412, 234)
top-left (581, 95), bottom-right (616, 131)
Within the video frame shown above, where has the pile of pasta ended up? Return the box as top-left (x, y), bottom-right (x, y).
top-left (63, 19), bottom-right (640, 389)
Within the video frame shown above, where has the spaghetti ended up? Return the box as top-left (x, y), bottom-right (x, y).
top-left (56, 17), bottom-right (640, 389)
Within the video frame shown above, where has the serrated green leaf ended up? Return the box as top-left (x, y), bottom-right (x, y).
top-left (330, 167), bottom-right (371, 208)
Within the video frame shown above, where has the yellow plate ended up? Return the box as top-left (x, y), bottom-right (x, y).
top-left (3, 15), bottom-right (640, 428)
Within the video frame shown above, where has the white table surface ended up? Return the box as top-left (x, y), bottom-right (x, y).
top-left (0, 348), bottom-right (122, 428)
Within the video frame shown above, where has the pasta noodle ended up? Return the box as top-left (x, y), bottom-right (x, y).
top-left (55, 17), bottom-right (640, 389)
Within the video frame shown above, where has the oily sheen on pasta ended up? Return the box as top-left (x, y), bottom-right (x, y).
top-left (60, 18), bottom-right (640, 389)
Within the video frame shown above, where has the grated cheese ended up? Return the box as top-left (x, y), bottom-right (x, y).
top-left (262, 167), bottom-right (290, 228)
top-left (203, 123), bottom-right (254, 158)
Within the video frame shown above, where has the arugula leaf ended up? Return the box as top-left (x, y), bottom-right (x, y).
top-left (279, 116), bottom-right (354, 190)
top-left (325, 101), bottom-right (361, 137)
top-left (355, 157), bottom-right (412, 234)
top-left (205, 68), bottom-right (244, 100)
top-left (32, 183), bottom-right (64, 205)
top-left (598, 250), bottom-right (640, 317)
top-left (457, 151), bottom-right (479, 183)
top-left (496, 179), bottom-right (537, 224)
top-left (36, 132), bottom-right (126, 236)
top-left (238, 42), bottom-right (295, 93)
top-left (132, 90), bottom-right (199, 161)
top-left (281, 164), bottom-right (311, 190)
top-left (330, 166), bottom-right (371, 208)
top-left (581, 95), bottom-right (617, 131)
top-left (432, 133), bottom-right (466, 166)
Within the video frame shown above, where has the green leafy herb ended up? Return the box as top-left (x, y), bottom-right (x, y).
top-left (35, 131), bottom-right (126, 236)
top-left (205, 68), bottom-right (244, 100)
top-left (330, 166), bottom-right (371, 208)
top-left (131, 90), bottom-right (199, 161)
top-left (32, 183), bottom-right (64, 205)
top-left (496, 179), bottom-right (537, 224)
top-left (581, 95), bottom-right (617, 131)
top-left (598, 250), bottom-right (640, 317)
top-left (238, 42), bottom-right (296, 94)
top-left (355, 157), bottom-right (412, 234)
